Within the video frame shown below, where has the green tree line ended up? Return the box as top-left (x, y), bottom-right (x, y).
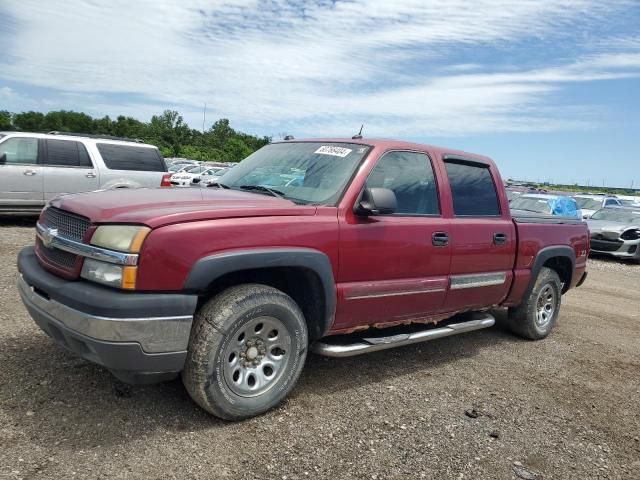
top-left (0, 109), bottom-right (270, 162)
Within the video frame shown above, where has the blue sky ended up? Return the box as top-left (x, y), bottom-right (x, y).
top-left (0, 0), bottom-right (639, 187)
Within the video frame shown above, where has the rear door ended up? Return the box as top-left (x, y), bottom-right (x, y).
top-left (441, 156), bottom-right (516, 311)
top-left (0, 136), bottom-right (44, 207)
top-left (42, 139), bottom-right (99, 200)
top-left (335, 150), bottom-right (451, 330)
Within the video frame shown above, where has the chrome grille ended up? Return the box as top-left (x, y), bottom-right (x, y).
top-left (41, 207), bottom-right (90, 242)
top-left (37, 238), bottom-right (78, 269)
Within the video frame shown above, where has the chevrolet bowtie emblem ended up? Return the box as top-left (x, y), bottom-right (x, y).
top-left (41, 227), bottom-right (58, 248)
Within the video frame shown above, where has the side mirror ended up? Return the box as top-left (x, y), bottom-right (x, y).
top-left (0, 153), bottom-right (6, 165)
top-left (354, 187), bottom-right (397, 216)
top-left (582, 214), bottom-right (589, 219)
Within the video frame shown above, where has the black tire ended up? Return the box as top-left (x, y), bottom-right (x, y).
top-left (507, 267), bottom-right (562, 340)
top-left (182, 284), bottom-right (308, 420)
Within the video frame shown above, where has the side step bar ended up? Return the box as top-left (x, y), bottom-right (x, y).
top-left (312, 313), bottom-right (495, 358)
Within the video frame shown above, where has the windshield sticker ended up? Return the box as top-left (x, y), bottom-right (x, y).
top-left (315, 146), bottom-right (352, 157)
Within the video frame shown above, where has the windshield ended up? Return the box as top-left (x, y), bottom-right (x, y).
top-left (574, 197), bottom-right (603, 210)
top-left (591, 209), bottom-right (640, 223)
top-left (620, 199), bottom-right (640, 206)
top-left (509, 196), bottom-right (552, 214)
top-left (185, 165), bottom-right (206, 174)
top-left (218, 142), bottom-right (371, 205)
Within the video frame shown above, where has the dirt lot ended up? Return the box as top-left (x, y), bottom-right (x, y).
top-left (1, 218), bottom-right (638, 480)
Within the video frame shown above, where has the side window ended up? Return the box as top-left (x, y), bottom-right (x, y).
top-left (365, 151), bottom-right (440, 215)
top-left (45, 139), bottom-right (93, 167)
top-left (0, 137), bottom-right (39, 165)
top-left (97, 143), bottom-right (165, 172)
top-left (445, 160), bottom-right (500, 216)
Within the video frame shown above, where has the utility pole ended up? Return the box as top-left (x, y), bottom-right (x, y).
top-left (202, 103), bottom-right (207, 133)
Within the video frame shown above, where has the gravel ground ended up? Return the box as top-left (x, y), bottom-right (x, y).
top-left (1, 218), bottom-right (639, 480)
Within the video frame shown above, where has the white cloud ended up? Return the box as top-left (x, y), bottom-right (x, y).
top-left (0, 0), bottom-right (639, 136)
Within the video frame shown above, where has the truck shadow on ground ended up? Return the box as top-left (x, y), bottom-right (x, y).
top-left (0, 216), bottom-right (38, 227)
top-left (2, 310), bottom-right (523, 449)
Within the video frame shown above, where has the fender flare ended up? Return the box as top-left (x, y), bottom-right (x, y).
top-left (523, 245), bottom-right (576, 299)
top-left (184, 248), bottom-right (336, 338)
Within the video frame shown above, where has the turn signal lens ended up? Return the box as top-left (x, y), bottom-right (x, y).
top-left (121, 266), bottom-right (138, 290)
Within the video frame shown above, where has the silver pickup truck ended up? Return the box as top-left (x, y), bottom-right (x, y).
top-left (0, 132), bottom-right (169, 214)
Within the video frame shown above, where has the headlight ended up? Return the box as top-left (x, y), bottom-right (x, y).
top-left (90, 225), bottom-right (150, 253)
top-left (81, 258), bottom-right (137, 289)
top-left (621, 228), bottom-right (640, 241)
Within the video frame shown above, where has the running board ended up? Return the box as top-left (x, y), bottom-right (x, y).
top-left (312, 313), bottom-right (495, 358)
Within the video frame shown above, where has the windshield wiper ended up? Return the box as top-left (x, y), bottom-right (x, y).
top-left (207, 182), bottom-right (231, 189)
top-left (239, 185), bottom-right (285, 198)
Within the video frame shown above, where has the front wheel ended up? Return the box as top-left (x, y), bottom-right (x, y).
top-left (507, 267), bottom-right (562, 340)
top-left (182, 284), bottom-right (308, 420)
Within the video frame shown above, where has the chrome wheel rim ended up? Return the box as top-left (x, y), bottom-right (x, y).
top-left (223, 316), bottom-right (290, 398)
top-left (535, 284), bottom-right (556, 328)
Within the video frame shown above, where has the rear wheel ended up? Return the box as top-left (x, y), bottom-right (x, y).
top-left (507, 267), bottom-right (562, 340)
top-left (182, 284), bottom-right (308, 420)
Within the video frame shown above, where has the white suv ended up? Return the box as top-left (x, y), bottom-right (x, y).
top-left (0, 132), bottom-right (170, 214)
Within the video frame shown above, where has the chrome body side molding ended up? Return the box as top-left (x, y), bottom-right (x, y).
top-left (450, 272), bottom-right (507, 290)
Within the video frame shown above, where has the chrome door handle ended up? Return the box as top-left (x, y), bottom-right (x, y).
top-left (432, 231), bottom-right (449, 247)
top-left (85, 172), bottom-right (96, 178)
top-left (23, 169), bottom-right (37, 176)
top-left (493, 233), bottom-right (507, 245)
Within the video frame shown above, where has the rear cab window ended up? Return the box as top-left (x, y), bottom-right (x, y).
top-left (45, 139), bottom-right (93, 167)
top-left (97, 143), bottom-right (167, 172)
top-left (444, 158), bottom-right (501, 216)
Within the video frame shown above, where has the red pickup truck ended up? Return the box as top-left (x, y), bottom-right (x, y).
top-left (17, 138), bottom-right (589, 420)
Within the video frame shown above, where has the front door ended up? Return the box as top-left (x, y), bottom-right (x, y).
top-left (0, 136), bottom-right (44, 208)
top-left (334, 150), bottom-right (451, 331)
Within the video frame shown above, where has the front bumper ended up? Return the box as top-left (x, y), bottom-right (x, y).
top-left (17, 247), bottom-right (198, 384)
top-left (589, 238), bottom-right (640, 260)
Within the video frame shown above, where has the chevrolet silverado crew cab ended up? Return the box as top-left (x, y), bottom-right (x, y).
top-left (17, 138), bottom-right (589, 420)
top-left (0, 132), bottom-right (170, 214)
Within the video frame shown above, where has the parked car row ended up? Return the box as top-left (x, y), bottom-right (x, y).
top-left (169, 164), bottom-right (231, 187)
top-left (166, 159), bottom-right (234, 187)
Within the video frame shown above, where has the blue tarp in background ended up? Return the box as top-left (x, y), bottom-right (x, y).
top-left (548, 196), bottom-right (580, 218)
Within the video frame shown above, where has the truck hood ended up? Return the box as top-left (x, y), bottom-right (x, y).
top-left (49, 187), bottom-right (316, 227)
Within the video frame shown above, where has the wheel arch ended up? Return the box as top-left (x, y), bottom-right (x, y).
top-left (183, 248), bottom-right (336, 341)
top-left (525, 245), bottom-right (575, 298)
